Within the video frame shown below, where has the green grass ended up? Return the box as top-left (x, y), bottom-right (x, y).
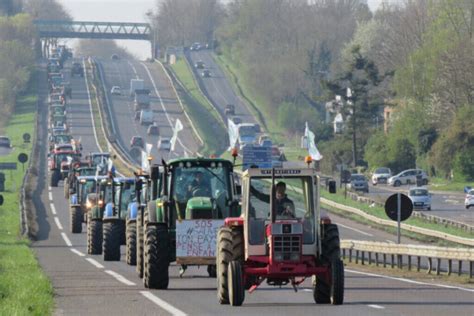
top-left (0, 86), bottom-right (54, 315)
top-left (428, 177), bottom-right (472, 192)
top-left (320, 189), bottom-right (474, 241)
top-left (169, 59), bottom-right (228, 155)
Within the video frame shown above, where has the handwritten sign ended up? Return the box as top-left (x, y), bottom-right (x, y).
top-left (176, 220), bottom-right (224, 258)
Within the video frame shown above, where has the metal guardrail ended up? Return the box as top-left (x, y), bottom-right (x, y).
top-left (322, 198), bottom-right (474, 247)
top-left (344, 190), bottom-right (474, 233)
top-left (341, 240), bottom-right (474, 278)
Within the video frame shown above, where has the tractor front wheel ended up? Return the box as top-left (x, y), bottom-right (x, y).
top-left (228, 261), bottom-right (245, 306)
top-left (144, 225), bottom-right (169, 289)
top-left (126, 220), bottom-right (137, 265)
top-left (87, 213), bottom-right (102, 255)
top-left (103, 221), bottom-right (121, 261)
top-left (217, 227), bottom-right (243, 304)
top-left (330, 259), bottom-right (344, 305)
top-left (136, 211), bottom-right (144, 278)
top-left (70, 206), bottom-right (82, 234)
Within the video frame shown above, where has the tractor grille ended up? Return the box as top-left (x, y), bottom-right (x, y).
top-left (273, 235), bottom-right (301, 261)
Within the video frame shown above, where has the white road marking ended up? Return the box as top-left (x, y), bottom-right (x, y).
top-left (70, 248), bottom-right (85, 257)
top-left (105, 270), bottom-right (136, 286)
top-left (336, 222), bottom-right (373, 237)
top-left (302, 289), bottom-right (312, 292)
top-left (50, 203), bottom-right (57, 215)
top-left (86, 258), bottom-right (104, 269)
top-left (127, 61), bottom-right (139, 79)
top-left (48, 192), bottom-right (53, 201)
top-left (346, 269), bottom-right (474, 293)
top-left (61, 232), bottom-right (72, 247)
top-left (48, 186), bottom-right (52, 191)
top-left (368, 304), bottom-right (385, 309)
top-left (54, 217), bottom-right (63, 230)
top-left (140, 291), bottom-right (187, 316)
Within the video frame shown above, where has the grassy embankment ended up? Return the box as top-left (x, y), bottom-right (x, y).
top-left (0, 81), bottom-right (53, 314)
top-left (320, 189), bottom-right (473, 245)
top-left (428, 177), bottom-right (472, 192)
top-left (168, 58), bottom-right (227, 155)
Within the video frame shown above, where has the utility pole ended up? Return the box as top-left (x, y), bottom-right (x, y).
top-left (347, 88), bottom-right (357, 167)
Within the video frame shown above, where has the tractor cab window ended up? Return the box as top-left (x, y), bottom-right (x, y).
top-left (248, 177), bottom-right (315, 245)
top-left (80, 180), bottom-right (96, 202)
top-left (116, 182), bottom-right (135, 211)
top-left (171, 163), bottom-right (231, 218)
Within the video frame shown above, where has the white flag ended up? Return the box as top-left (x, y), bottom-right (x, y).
top-left (170, 119), bottom-right (183, 151)
top-left (227, 118), bottom-right (239, 150)
top-left (141, 150), bottom-right (149, 171)
top-left (304, 122), bottom-right (323, 161)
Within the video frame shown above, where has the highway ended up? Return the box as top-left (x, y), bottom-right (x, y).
top-left (186, 49), bottom-right (258, 126)
top-left (29, 57), bottom-right (474, 315)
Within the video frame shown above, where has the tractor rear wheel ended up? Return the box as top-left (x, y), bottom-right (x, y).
top-left (51, 170), bottom-right (60, 187)
top-left (126, 220), bottom-right (137, 265)
top-left (217, 227), bottom-right (243, 305)
top-left (119, 220), bottom-right (126, 245)
top-left (314, 223), bottom-right (342, 304)
top-left (87, 213), bottom-right (102, 255)
top-left (228, 261), bottom-right (245, 306)
top-left (136, 211), bottom-right (144, 278)
top-left (70, 206), bottom-right (82, 234)
top-left (144, 225), bottom-right (169, 289)
top-left (103, 221), bottom-right (121, 261)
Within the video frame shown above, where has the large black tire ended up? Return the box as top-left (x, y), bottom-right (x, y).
top-left (87, 213), bottom-right (102, 255)
top-left (126, 220), bottom-right (137, 265)
top-left (103, 221), bottom-right (121, 261)
top-left (217, 227), bottom-right (243, 305)
top-left (70, 206), bottom-right (82, 234)
top-left (119, 220), bottom-right (126, 246)
top-left (50, 170), bottom-right (60, 187)
top-left (144, 225), bottom-right (169, 289)
top-left (136, 210), bottom-right (144, 278)
top-left (314, 224), bottom-right (341, 304)
top-left (330, 259), bottom-right (344, 305)
top-left (207, 265), bottom-right (217, 278)
top-left (228, 261), bottom-right (245, 306)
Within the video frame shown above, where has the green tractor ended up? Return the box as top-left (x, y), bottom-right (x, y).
top-left (141, 158), bottom-right (240, 289)
top-left (130, 165), bottom-right (161, 273)
top-left (87, 177), bottom-right (112, 255)
top-left (69, 176), bottom-right (107, 234)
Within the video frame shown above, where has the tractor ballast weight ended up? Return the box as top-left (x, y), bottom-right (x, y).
top-left (216, 165), bottom-right (343, 306)
top-left (142, 158), bottom-right (240, 289)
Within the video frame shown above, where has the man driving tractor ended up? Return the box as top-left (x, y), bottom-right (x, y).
top-left (250, 181), bottom-right (295, 217)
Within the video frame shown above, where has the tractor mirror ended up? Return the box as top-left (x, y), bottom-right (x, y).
top-left (328, 180), bottom-right (336, 194)
top-left (235, 185), bottom-right (242, 195)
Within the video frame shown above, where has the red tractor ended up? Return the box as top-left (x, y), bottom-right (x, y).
top-left (48, 149), bottom-right (81, 187)
top-left (216, 164), bottom-right (343, 306)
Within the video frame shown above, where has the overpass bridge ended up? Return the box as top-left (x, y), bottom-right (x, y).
top-left (34, 20), bottom-right (156, 57)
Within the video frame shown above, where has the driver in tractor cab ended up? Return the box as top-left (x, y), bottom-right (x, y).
top-left (187, 171), bottom-right (211, 198)
top-left (250, 181), bottom-right (295, 218)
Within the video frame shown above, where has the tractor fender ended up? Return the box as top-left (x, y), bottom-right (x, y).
top-left (128, 202), bottom-right (139, 220)
top-left (103, 203), bottom-right (114, 219)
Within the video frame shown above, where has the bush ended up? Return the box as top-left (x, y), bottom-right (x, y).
top-left (453, 147), bottom-right (474, 181)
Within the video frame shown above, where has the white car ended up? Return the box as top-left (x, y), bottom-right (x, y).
top-left (408, 187), bottom-right (432, 211)
top-left (111, 86), bottom-right (121, 95)
top-left (372, 167), bottom-right (392, 185)
top-left (157, 137), bottom-right (171, 151)
top-left (388, 169), bottom-right (429, 187)
top-left (465, 190), bottom-right (474, 209)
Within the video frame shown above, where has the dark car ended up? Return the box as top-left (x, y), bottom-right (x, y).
top-left (0, 136), bottom-right (11, 148)
top-left (147, 124), bottom-right (160, 136)
top-left (71, 62), bottom-right (84, 77)
top-left (225, 104), bottom-right (235, 116)
top-left (231, 117), bottom-right (242, 125)
top-left (130, 136), bottom-right (144, 148)
top-left (194, 61), bottom-right (205, 69)
top-left (201, 69), bottom-right (211, 78)
top-left (348, 174), bottom-right (369, 193)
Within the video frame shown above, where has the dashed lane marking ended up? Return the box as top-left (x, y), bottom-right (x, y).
top-left (50, 203), bottom-right (57, 215)
top-left (86, 258), bottom-right (104, 269)
top-left (54, 216), bottom-right (63, 230)
top-left (346, 269), bottom-right (474, 293)
top-left (61, 232), bottom-right (72, 247)
top-left (70, 248), bottom-right (85, 257)
top-left (105, 270), bottom-right (136, 286)
top-left (368, 304), bottom-right (385, 309)
top-left (140, 291), bottom-right (187, 316)
top-left (48, 191), bottom-right (53, 201)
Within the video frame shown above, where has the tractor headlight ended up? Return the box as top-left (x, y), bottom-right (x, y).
top-left (290, 253), bottom-right (300, 261)
top-left (86, 200), bottom-right (92, 209)
top-left (274, 252), bottom-right (284, 261)
top-left (98, 200), bottom-right (104, 207)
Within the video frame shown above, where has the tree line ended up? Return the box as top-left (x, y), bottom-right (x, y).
top-left (151, 0), bottom-right (473, 180)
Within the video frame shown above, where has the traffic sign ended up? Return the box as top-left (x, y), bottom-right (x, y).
top-left (242, 145), bottom-right (271, 171)
top-left (385, 193), bottom-right (413, 222)
top-left (23, 133), bottom-right (31, 143)
top-left (0, 162), bottom-right (17, 170)
top-left (18, 153), bottom-right (28, 164)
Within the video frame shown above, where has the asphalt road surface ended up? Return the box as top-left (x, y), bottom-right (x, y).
top-left (30, 59), bottom-right (474, 315)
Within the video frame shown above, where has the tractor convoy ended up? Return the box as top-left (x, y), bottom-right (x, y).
top-left (46, 45), bottom-right (344, 307)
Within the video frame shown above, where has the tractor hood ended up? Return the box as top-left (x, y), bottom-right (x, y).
top-left (185, 196), bottom-right (213, 219)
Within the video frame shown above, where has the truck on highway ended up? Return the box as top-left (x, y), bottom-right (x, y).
top-left (134, 89), bottom-right (151, 111)
top-left (130, 79), bottom-right (145, 97)
top-left (237, 123), bottom-right (258, 147)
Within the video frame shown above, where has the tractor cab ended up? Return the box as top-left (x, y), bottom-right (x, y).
top-left (217, 164), bottom-right (343, 306)
top-left (86, 152), bottom-right (111, 174)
